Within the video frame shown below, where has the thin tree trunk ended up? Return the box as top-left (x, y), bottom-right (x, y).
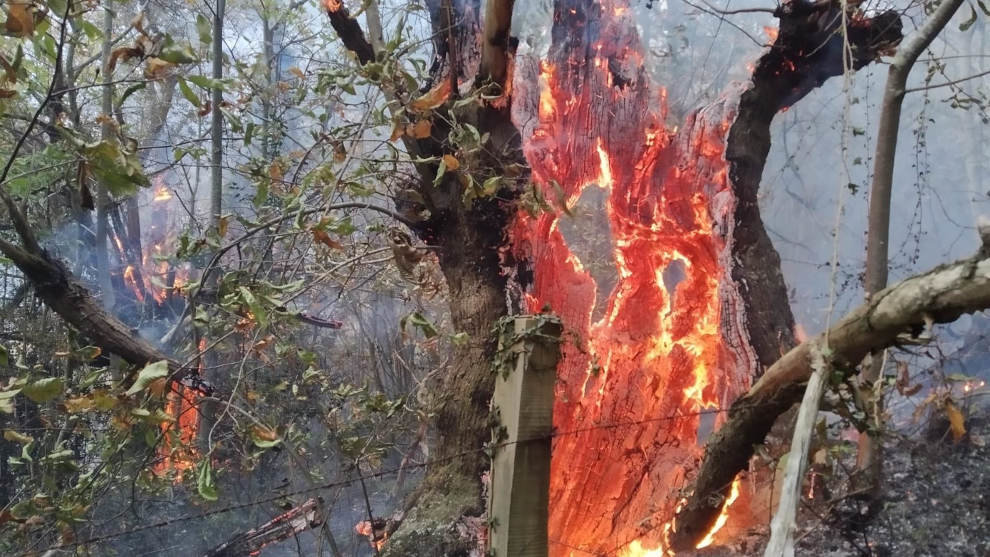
top-left (200, 0), bottom-right (227, 453)
top-left (96, 1), bottom-right (115, 308)
top-left (858, 0), bottom-right (965, 493)
top-left (210, 0), bottom-right (225, 224)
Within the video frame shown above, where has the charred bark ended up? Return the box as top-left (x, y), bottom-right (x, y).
top-left (671, 2), bottom-right (903, 548)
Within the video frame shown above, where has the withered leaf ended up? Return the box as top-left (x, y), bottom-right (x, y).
top-left (410, 119), bottom-right (432, 139)
top-left (0, 88), bottom-right (15, 98)
top-left (409, 81), bottom-right (450, 112)
top-left (4, 2), bottom-right (34, 38)
top-left (312, 229), bottom-right (343, 250)
top-left (144, 57), bottom-right (174, 79)
top-left (109, 47), bottom-right (144, 73)
top-left (442, 154), bottom-right (460, 171)
top-left (945, 401), bottom-right (966, 442)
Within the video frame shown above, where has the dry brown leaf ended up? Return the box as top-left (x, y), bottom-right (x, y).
top-left (389, 121), bottom-right (403, 142)
top-left (252, 424), bottom-right (278, 441)
top-left (109, 47), bottom-right (144, 73)
top-left (289, 66), bottom-right (305, 79)
top-left (312, 229), bottom-right (343, 250)
top-left (409, 81), bottom-right (450, 112)
top-left (945, 401), bottom-right (966, 442)
top-left (63, 397), bottom-right (95, 414)
top-left (144, 57), bottom-right (174, 79)
top-left (148, 377), bottom-right (168, 398)
top-left (197, 100), bottom-right (212, 117)
top-left (3, 429), bottom-right (33, 444)
top-left (333, 141), bottom-right (347, 162)
top-left (442, 154), bottom-right (460, 171)
top-left (0, 88), bottom-right (15, 99)
top-left (411, 119), bottom-right (432, 139)
top-left (5, 2), bottom-right (34, 37)
top-left (217, 215), bottom-right (229, 238)
top-left (268, 162), bottom-right (284, 183)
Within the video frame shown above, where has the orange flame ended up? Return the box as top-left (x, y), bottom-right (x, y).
top-left (323, 0), bottom-right (342, 12)
top-left (695, 476), bottom-right (742, 549)
top-left (153, 185), bottom-right (173, 202)
top-left (764, 26), bottom-right (779, 42)
top-left (153, 338), bottom-right (204, 481)
top-left (123, 265), bottom-right (144, 302)
top-left (509, 0), bottom-right (754, 553)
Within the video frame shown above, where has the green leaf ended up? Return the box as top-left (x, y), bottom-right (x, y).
top-left (238, 287), bottom-right (267, 327)
top-left (79, 20), bottom-right (102, 41)
top-left (80, 140), bottom-right (150, 196)
top-left (196, 461), bottom-right (219, 501)
top-left (47, 0), bottom-right (68, 17)
top-left (117, 83), bottom-right (146, 107)
top-left (433, 159), bottom-right (447, 186)
top-left (244, 122), bottom-right (255, 146)
top-left (401, 312), bottom-right (438, 339)
top-left (130, 408), bottom-right (174, 424)
top-left (158, 37), bottom-right (198, 64)
top-left (187, 75), bottom-right (224, 90)
top-left (177, 77), bottom-right (201, 108)
top-left (22, 378), bottom-right (64, 403)
top-left (0, 389), bottom-right (19, 413)
top-left (252, 179), bottom-right (269, 208)
top-left (125, 360), bottom-right (169, 396)
top-left (195, 14), bottom-right (212, 44)
top-left (979, 0), bottom-right (990, 16)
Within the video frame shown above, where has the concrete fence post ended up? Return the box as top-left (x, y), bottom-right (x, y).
top-left (488, 315), bottom-right (562, 557)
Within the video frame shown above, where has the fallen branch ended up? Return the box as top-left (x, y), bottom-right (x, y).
top-left (764, 345), bottom-right (828, 557)
top-left (0, 238), bottom-right (181, 376)
top-left (671, 253), bottom-right (990, 549)
top-left (203, 498), bottom-right (323, 557)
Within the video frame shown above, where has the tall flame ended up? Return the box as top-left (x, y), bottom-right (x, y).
top-left (510, 1), bottom-right (754, 553)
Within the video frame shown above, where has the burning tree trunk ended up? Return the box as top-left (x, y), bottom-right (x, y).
top-left (506, 1), bottom-right (902, 553)
top-left (317, 0), bottom-right (907, 554)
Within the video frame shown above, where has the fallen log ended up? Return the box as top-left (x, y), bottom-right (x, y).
top-left (204, 498), bottom-right (323, 557)
top-left (670, 253), bottom-right (990, 549)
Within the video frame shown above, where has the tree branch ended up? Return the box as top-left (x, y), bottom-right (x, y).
top-left (672, 252), bottom-right (990, 549)
top-left (323, 0), bottom-right (375, 65)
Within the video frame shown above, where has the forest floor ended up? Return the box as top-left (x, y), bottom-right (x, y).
top-left (693, 390), bottom-right (990, 557)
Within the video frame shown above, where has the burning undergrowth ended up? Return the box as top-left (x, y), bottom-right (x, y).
top-left (509, 1), bottom-right (755, 553)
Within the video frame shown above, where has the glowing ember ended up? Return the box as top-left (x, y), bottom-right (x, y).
top-left (509, 0), bottom-right (753, 553)
top-left (355, 520), bottom-right (387, 551)
top-left (322, 0), bottom-right (342, 12)
top-left (695, 476), bottom-right (742, 549)
top-left (764, 26), bottom-right (779, 42)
